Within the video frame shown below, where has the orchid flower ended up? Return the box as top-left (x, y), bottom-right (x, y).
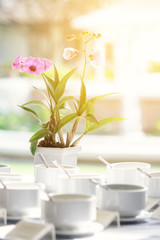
top-left (24, 57), bottom-right (45, 76)
top-left (12, 55), bottom-right (26, 73)
top-left (63, 48), bottom-right (79, 60)
top-left (41, 58), bottom-right (53, 71)
top-left (12, 56), bottom-right (53, 76)
top-left (89, 51), bottom-right (102, 67)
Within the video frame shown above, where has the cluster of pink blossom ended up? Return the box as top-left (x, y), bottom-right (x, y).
top-left (12, 56), bottom-right (53, 76)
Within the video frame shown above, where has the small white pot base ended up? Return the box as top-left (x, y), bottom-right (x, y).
top-left (34, 146), bottom-right (81, 166)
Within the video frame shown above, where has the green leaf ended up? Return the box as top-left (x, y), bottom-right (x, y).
top-left (89, 92), bottom-right (120, 103)
top-left (39, 121), bottom-right (49, 128)
top-left (59, 103), bottom-right (72, 114)
top-left (85, 117), bottom-right (126, 134)
top-left (30, 140), bottom-right (38, 156)
top-left (73, 99), bottom-right (79, 113)
top-left (54, 64), bottom-right (59, 87)
top-left (18, 105), bottom-right (41, 121)
top-left (32, 86), bottom-right (50, 106)
top-left (54, 113), bottom-right (77, 133)
top-left (85, 113), bottom-right (100, 128)
top-left (42, 73), bottom-right (56, 102)
top-left (57, 96), bottom-right (74, 109)
top-left (54, 68), bottom-right (77, 102)
top-left (79, 80), bottom-right (86, 109)
top-left (86, 101), bottom-right (95, 115)
top-left (29, 128), bottom-right (51, 142)
top-left (85, 101), bottom-right (95, 130)
top-left (22, 100), bottom-right (50, 111)
top-left (43, 73), bottom-right (56, 90)
top-left (79, 92), bottom-right (119, 115)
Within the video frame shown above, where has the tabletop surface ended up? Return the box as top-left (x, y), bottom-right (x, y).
top-left (0, 199), bottom-right (159, 240)
top-left (0, 214), bottom-right (160, 240)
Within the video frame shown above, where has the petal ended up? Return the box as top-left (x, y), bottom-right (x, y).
top-left (15, 55), bottom-right (22, 62)
top-left (12, 62), bottom-right (19, 69)
top-left (25, 57), bottom-right (44, 76)
top-left (41, 58), bottom-right (53, 71)
top-left (63, 48), bottom-right (79, 60)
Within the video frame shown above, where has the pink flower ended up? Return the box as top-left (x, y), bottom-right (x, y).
top-left (12, 55), bottom-right (26, 72)
top-left (63, 48), bottom-right (79, 60)
top-left (41, 58), bottom-right (53, 71)
top-left (89, 51), bottom-right (102, 67)
top-left (24, 57), bottom-right (44, 76)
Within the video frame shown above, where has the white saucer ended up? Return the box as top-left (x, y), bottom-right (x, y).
top-left (120, 211), bottom-right (152, 223)
top-left (0, 225), bottom-right (15, 239)
top-left (56, 222), bottom-right (104, 237)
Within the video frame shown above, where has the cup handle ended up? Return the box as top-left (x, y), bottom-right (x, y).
top-left (89, 178), bottom-right (99, 185)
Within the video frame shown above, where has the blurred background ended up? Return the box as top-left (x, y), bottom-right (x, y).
top-left (1, 0), bottom-right (160, 174)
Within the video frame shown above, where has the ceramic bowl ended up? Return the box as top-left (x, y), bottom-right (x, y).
top-left (107, 162), bottom-right (151, 186)
top-left (147, 172), bottom-right (160, 198)
top-left (41, 193), bottom-right (96, 229)
top-left (58, 174), bottom-right (106, 195)
top-left (0, 182), bottom-right (41, 216)
top-left (0, 164), bottom-right (10, 173)
top-left (96, 184), bottom-right (147, 217)
top-left (0, 173), bottom-right (24, 182)
top-left (35, 164), bottom-right (79, 193)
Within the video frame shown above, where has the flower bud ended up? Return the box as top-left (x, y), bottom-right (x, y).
top-left (93, 33), bottom-right (102, 39)
top-left (89, 55), bottom-right (94, 61)
top-left (96, 33), bottom-right (102, 38)
top-left (81, 31), bottom-right (89, 35)
top-left (66, 35), bottom-right (76, 41)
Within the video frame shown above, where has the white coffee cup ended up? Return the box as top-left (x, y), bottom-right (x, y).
top-left (58, 174), bottom-right (106, 195)
top-left (0, 173), bottom-right (24, 182)
top-left (147, 172), bottom-right (160, 198)
top-left (41, 193), bottom-right (96, 229)
top-left (0, 182), bottom-right (41, 216)
top-left (107, 162), bottom-right (151, 186)
top-left (34, 164), bottom-right (79, 193)
top-left (96, 184), bottom-right (147, 217)
top-left (0, 164), bottom-right (10, 173)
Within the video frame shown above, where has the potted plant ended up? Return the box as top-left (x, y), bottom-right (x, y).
top-left (12, 31), bottom-right (125, 166)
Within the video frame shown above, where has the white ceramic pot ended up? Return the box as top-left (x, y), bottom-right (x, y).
top-left (34, 146), bottom-right (81, 166)
top-left (58, 174), bottom-right (106, 195)
top-left (107, 162), bottom-right (151, 186)
top-left (96, 184), bottom-right (147, 217)
top-left (41, 194), bottom-right (96, 229)
top-left (0, 165), bottom-right (10, 173)
top-left (0, 182), bottom-right (41, 216)
top-left (147, 172), bottom-right (160, 198)
top-left (34, 164), bottom-right (79, 193)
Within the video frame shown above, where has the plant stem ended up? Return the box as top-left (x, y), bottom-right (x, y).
top-left (68, 117), bottom-right (80, 146)
top-left (48, 115), bottom-right (56, 143)
top-left (71, 133), bottom-right (85, 147)
top-left (55, 109), bottom-right (65, 146)
top-left (82, 43), bottom-right (87, 83)
top-left (68, 42), bottom-right (88, 146)
top-left (66, 131), bottom-right (70, 147)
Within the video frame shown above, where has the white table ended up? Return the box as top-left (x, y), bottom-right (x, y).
top-left (0, 217), bottom-right (159, 240)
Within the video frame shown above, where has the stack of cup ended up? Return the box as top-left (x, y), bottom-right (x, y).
top-left (96, 157), bottom-right (151, 217)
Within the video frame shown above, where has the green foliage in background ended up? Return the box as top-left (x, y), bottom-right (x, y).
top-left (0, 111), bottom-right (39, 132)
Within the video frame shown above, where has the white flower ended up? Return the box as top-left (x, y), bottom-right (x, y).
top-left (63, 48), bottom-right (79, 60)
top-left (89, 51), bottom-right (102, 67)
